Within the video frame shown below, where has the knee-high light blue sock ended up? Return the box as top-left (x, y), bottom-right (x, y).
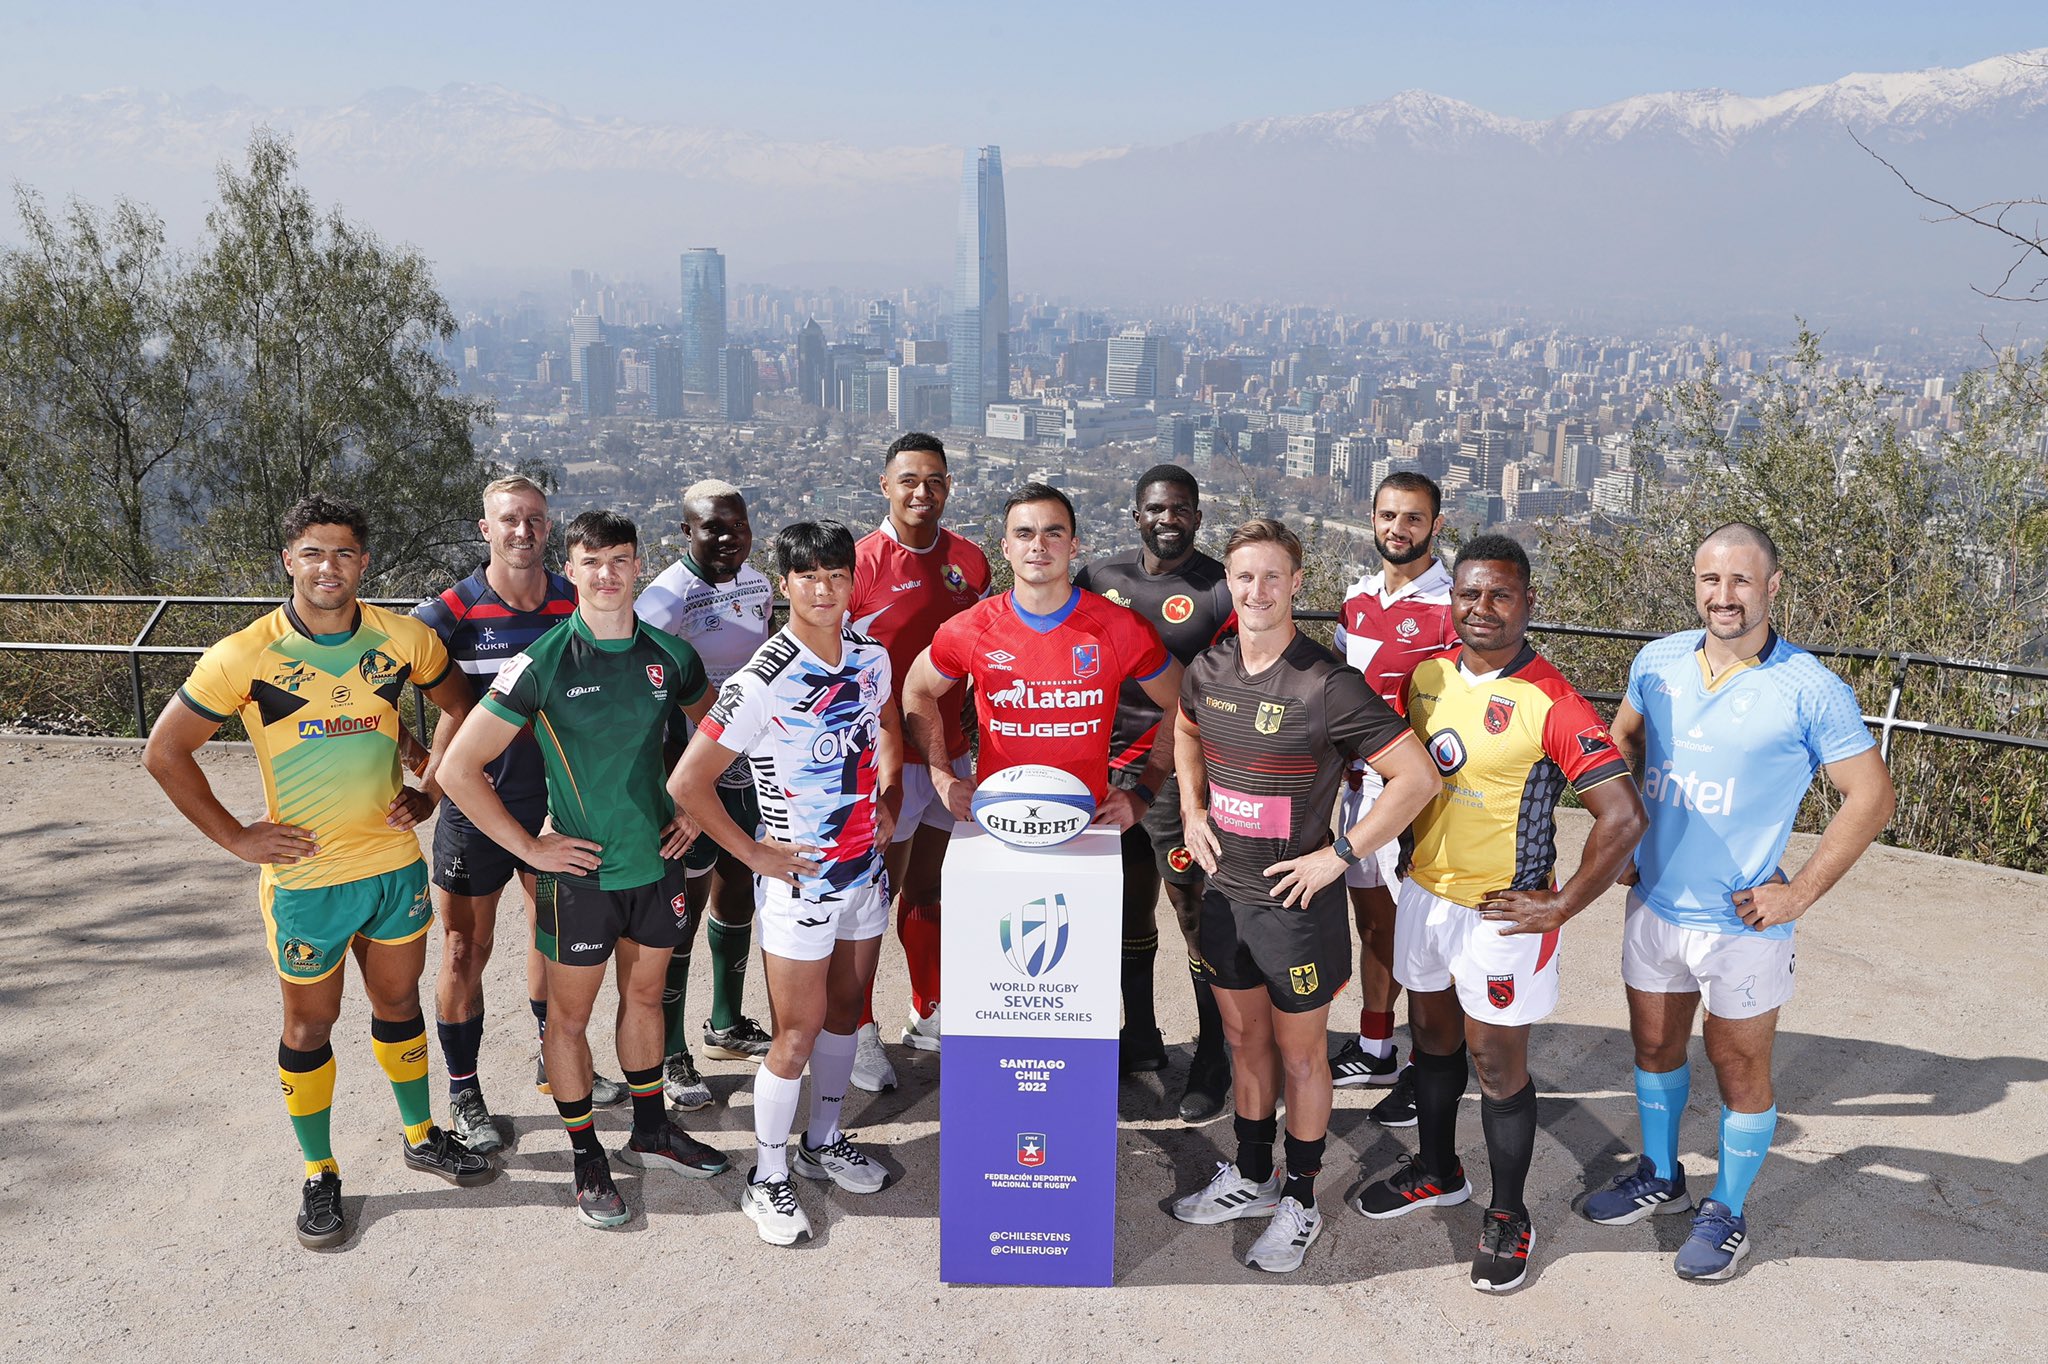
top-left (1709, 1105), bottom-right (1778, 1215)
top-left (1634, 1063), bottom-right (1690, 1181)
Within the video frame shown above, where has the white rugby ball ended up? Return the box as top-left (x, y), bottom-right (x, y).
top-left (970, 764), bottom-right (1097, 848)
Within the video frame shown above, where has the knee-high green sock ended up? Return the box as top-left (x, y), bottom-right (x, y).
top-left (706, 916), bottom-right (752, 1032)
top-left (371, 1014), bottom-right (434, 1146)
top-left (280, 1040), bottom-right (338, 1177)
top-left (662, 906), bottom-right (703, 1055)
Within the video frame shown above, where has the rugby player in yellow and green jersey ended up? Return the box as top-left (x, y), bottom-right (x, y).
top-left (144, 494), bottom-right (496, 1255)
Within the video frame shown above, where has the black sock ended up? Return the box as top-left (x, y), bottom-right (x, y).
top-left (1233, 1113), bottom-right (1278, 1183)
top-left (1412, 1044), bottom-right (1470, 1182)
top-left (1480, 1079), bottom-right (1538, 1220)
top-left (1281, 1131), bottom-right (1325, 1209)
top-left (1189, 965), bottom-right (1224, 1057)
top-left (624, 1064), bottom-right (666, 1139)
top-left (530, 998), bottom-right (548, 1042)
top-left (554, 1094), bottom-right (606, 1163)
top-left (1121, 932), bottom-right (1159, 1033)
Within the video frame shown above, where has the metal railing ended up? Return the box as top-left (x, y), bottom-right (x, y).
top-left (1, 595), bottom-right (2044, 756)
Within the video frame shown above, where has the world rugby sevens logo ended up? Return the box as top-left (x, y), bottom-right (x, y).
top-left (999, 895), bottom-right (1071, 977)
top-left (1426, 728), bottom-right (1468, 776)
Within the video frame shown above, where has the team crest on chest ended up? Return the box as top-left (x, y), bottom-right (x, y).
top-left (1396, 616), bottom-right (1420, 639)
top-left (1484, 694), bottom-right (1516, 735)
top-left (1255, 701), bottom-right (1286, 735)
top-left (943, 563), bottom-right (967, 593)
top-left (1162, 594), bottom-right (1194, 624)
top-left (647, 664), bottom-right (665, 688)
top-left (1071, 644), bottom-right (1100, 678)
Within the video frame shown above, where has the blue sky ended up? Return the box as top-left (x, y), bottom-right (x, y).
top-left (7, 1), bottom-right (2044, 148)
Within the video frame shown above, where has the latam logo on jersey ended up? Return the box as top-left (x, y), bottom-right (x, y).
top-left (297, 715), bottom-right (379, 739)
top-left (1208, 783), bottom-right (1291, 839)
top-left (982, 681), bottom-right (1107, 738)
top-left (1643, 762), bottom-right (1740, 816)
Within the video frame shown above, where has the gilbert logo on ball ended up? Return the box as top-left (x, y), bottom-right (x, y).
top-left (970, 764), bottom-right (1096, 848)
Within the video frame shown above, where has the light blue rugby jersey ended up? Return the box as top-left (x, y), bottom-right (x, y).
top-left (1627, 630), bottom-right (1875, 939)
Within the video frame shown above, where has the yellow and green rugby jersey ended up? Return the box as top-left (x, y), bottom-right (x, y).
top-left (179, 600), bottom-right (452, 893)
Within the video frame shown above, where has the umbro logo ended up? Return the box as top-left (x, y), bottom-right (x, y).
top-left (985, 649), bottom-right (1017, 670)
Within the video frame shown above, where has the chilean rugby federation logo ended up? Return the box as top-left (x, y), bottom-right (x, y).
top-left (1017, 1132), bottom-right (1048, 1168)
top-left (999, 895), bottom-right (1071, 978)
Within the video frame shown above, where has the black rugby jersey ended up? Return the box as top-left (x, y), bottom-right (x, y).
top-left (1074, 548), bottom-right (1234, 770)
top-left (1181, 630), bottom-right (1409, 908)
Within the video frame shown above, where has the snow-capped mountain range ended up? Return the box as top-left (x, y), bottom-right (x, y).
top-left (3, 49), bottom-right (2044, 318)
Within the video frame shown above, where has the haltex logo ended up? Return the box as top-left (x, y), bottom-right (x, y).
top-left (999, 895), bottom-right (1070, 978)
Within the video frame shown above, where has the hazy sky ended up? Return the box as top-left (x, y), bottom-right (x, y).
top-left (7, 1), bottom-right (2045, 147)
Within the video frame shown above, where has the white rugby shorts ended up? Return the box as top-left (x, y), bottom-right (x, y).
top-left (1393, 879), bottom-right (1560, 1026)
top-left (758, 877), bottom-right (891, 962)
top-left (1620, 891), bottom-right (1795, 1020)
top-left (1338, 770), bottom-right (1404, 891)
top-left (893, 754), bottom-right (972, 843)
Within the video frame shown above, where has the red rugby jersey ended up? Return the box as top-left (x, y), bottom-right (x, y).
top-left (851, 522), bottom-right (990, 762)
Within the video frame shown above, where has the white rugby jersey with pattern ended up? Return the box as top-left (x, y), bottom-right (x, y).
top-left (698, 622), bottom-right (892, 899)
top-left (637, 557), bottom-right (774, 787)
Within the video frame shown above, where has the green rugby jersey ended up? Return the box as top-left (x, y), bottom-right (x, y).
top-left (479, 610), bottom-right (707, 890)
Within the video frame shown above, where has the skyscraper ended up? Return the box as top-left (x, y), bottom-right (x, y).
top-left (580, 341), bottom-right (616, 418)
top-left (681, 248), bottom-right (727, 394)
top-left (1107, 329), bottom-right (1164, 399)
top-left (949, 146), bottom-right (1009, 427)
top-left (796, 318), bottom-right (827, 409)
top-left (568, 312), bottom-right (602, 384)
top-left (649, 340), bottom-right (685, 419)
top-left (718, 344), bottom-right (755, 422)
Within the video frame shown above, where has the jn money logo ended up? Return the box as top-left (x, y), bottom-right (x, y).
top-left (999, 895), bottom-right (1070, 978)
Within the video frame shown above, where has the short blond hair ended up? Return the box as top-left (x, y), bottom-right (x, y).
top-left (482, 475), bottom-right (548, 513)
top-left (682, 478), bottom-right (743, 506)
top-left (1223, 516), bottom-right (1303, 569)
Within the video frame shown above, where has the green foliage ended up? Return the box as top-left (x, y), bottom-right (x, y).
top-left (1538, 326), bottom-right (2048, 872)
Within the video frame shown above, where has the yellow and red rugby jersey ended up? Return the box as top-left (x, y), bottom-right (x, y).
top-left (1401, 643), bottom-right (1630, 907)
top-left (178, 601), bottom-right (452, 893)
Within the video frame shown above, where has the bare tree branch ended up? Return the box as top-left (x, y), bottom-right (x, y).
top-left (1851, 129), bottom-right (2048, 302)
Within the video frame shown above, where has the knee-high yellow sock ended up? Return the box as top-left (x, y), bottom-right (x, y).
top-left (279, 1040), bottom-right (339, 1178)
top-left (371, 1014), bottom-right (434, 1145)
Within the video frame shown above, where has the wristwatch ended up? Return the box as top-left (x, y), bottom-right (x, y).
top-left (1331, 837), bottom-right (1362, 866)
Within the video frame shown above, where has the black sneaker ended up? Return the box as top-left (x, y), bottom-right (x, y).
top-left (1471, 1207), bottom-right (1536, 1292)
top-left (296, 1171), bottom-right (346, 1249)
top-left (1331, 1038), bottom-right (1401, 1087)
top-left (1119, 1025), bottom-right (1168, 1074)
top-left (403, 1125), bottom-right (497, 1187)
top-left (1369, 1067), bottom-right (1418, 1127)
top-left (573, 1154), bottom-right (630, 1228)
top-left (703, 1015), bottom-right (773, 1060)
top-left (616, 1120), bottom-right (730, 1179)
top-left (1353, 1152), bottom-right (1473, 1219)
top-left (1177, 1046), bottom-right (1231, 1124)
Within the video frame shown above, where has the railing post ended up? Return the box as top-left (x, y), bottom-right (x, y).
top-left (129, 599), bottom-right (174, 740)
top-left (1878, 657), bottom-right (1912, 762)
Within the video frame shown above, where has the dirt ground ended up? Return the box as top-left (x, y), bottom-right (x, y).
top-left (1, 737), bottom-right (2042, 1363)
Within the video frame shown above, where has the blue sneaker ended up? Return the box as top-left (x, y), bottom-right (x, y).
top-left (1583, 1156), bottom-right (1692, 1226)
top-left (1674, 1199), bottom-right (1750, 1280)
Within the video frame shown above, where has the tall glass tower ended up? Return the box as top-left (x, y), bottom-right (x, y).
top-left (681, 247), bottom-right (727, 394)
top-left (950, 147), bottom-right (1008, 427)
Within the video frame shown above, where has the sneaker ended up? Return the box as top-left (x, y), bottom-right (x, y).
top-left (296, 1172), bottom-right (346, 1249)
top-left (703, 1015), bottom-right (773, 1060)
top-left (850, 1021), bottom-right (898, 1093)
top-left (573, 1154), bottom-right (630, 1228)
top-left (1368, 1067), bottom-right (1417, 1127)
top-left (792, 1133), bottom-right (888, 1194)
top-left (900, 1004), bottom-right (942, 1053)
top-left (1674, 1199), bottom-right (1750, 1281)
top-left (448, 1087), bottom-right (504, 1156)
top-left (616, 1120), bottom-right (729, 1179)
top-left (1177, 1047), bottom-right (1231, 1125)
top-left (1470, 1207), bottom-right (1536, 1292)
top-left (742, 1169), bottom-right (813, 1245)
top-left (403, 1125), bottom-right (496, 1187)
top-left (663, 1050), bottom-right (714, 1111)
top-left (1244, 1196), bottom-right (1324, 1273)
top-left (1171, 1160), bottom-right (1283, 1225)
top-left (1353, 1153), bottom-right (1472, 1219)
top-left (535, 1054), bottom-right (629, 1108)
top-left (1119, 1025), bottom-right (1168, 1074)
top-left (1331, 1038), bottom-right (1401, 1087)
top-left (1583, 1156), bottom-right (1693, 1226)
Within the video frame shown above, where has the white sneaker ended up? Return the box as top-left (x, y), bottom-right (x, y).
top-left (1171, 1161), bottom-right (1282, 1225)
top-left (792, 1133), bottom-right (889, 1194)
top-left (850, 1022), bottom-right (898, 1093)
top-left (1244, 1196), bottom-right (1324, 1273)
top-left (662, 1050), bottom-right (713, 1112)
top-left (901, 1004), bottom-right (942, 1053)
top-left (742, 1170), bottom-right (813, 1246)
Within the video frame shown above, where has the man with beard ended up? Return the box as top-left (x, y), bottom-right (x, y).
top-left (1074, 465), bottom-right (1236, 1121)
top-left (636, 480), bottom-right (777, 1109)
top-left (1581, 523), bottom-right (1892, 1281)
top-left (1328, 472), bottom-right (1458, 1126)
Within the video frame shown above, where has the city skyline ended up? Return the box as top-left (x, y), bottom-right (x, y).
top-left (950, 147), bottom-right (1009, 428)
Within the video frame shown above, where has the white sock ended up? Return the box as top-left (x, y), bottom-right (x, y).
top-left (752, 1068), bottom-right (803, 1182)
top-left (1359, 1033), bottom-right (1392, 1060)
top-left (806, 1030), bottom-right (858, 1148)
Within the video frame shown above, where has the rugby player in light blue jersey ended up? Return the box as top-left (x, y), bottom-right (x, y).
top-left (1584, 523), bottom-right (1895, 1280)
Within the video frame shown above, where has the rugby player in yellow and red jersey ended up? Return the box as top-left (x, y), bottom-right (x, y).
top-left (145, 495), bottom-right (496, 1252)
top-left (1351, 533), bottom-right (1646, 1294)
